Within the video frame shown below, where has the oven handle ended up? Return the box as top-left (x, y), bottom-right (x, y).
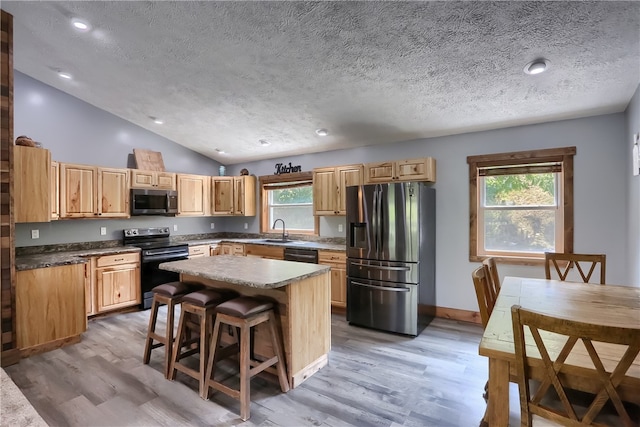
top-left (350, 281), bottom-right (411, 292)
top-left (142, 254), bottom-right (189, 263)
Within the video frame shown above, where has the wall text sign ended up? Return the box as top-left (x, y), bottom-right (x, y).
top-left (274, 162), bottom-right (302, 175)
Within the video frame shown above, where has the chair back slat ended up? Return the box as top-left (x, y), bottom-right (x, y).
top-left (482, 257), bottom-right (501, 294)
top-left (472, 266), bottom-right (499, 328)
top-left (511, 305), bottom-right (640, 427)
top-left (544, 252), bottom-right (606, 284)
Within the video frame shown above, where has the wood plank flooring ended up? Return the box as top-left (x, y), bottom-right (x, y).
top-left (5, 309), bottom-right (516, 426)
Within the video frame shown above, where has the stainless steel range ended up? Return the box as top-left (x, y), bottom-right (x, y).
top-left (123, 227), bottom-right (189, 309)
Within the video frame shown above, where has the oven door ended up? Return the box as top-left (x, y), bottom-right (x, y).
top-left (140, 253), bottom-right (188, 309)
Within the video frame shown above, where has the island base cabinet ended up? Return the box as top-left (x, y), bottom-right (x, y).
top-left (180, 270), bottom-right (330, 388)
top-left (16, 264), bottom-right (86, 357)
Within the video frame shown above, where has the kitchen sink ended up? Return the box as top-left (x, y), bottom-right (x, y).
top-left (260, 239), bottom-right (309, 245)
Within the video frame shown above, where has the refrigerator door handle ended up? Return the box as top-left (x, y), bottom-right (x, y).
top-left (350, 281), bottom-right (411, 292)
top-left (350, 262), bottom-right (411, 271)
top-left (377, 186), bottom-right (384, 256)
top-left (372, 186), bottom-right (379, 254)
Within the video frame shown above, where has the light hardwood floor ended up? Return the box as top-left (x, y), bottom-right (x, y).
top-left (5, 309), bottom-right (519, 426)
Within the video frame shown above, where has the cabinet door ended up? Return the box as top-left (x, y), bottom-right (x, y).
top-left (234, 176), bottom-right (256, 216)
top-left (96, 264), bottom-right (140, 312)
top-left (330, 267), bottom-right (347, 308)
top-left (178, 174), bottom-right (209, 216)
top-left (363, 161), bottom-right (395, 184)
top-left (85, 258), bottom-right (96, 316)
top-left (60, 163), bottom-right (97, 218)
top-left (14, 145), bottom-right (51, 223)
top-left (51, 161), bottom-right (59, 220)
top-left (219, 244), bottom-right (233, 255)
top-left (130, 170), bottom-right (155, 188)
top-left (336, 164), bottom-right (363, 214)
top-left (395, 158), bottom-right (436, 182)
top-left (188, 245), bottom-right (210, 258)
top-left (155, 172), bottom-right (176, 190)
top-left (98, 167), bottom-right (129, 217)
top-left (211, 176), bottom-right (234, 215)
top-left (313, 168), bottom-right (337, 215)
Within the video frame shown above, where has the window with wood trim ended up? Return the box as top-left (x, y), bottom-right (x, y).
top-left (467, 147), bottom-right (575, 263)
top-left (260, 172), bottom-right (319, 235)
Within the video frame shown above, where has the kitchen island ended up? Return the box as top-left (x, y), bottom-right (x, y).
top-left (160, 255), bottom-right (331, 388)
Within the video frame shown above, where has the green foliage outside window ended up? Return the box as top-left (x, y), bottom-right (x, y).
top-left (271, 187), bottom-right (313, 205)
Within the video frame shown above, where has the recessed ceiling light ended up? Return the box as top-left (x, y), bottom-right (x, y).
top-left (259, 139), bottom-right (271, 146)
top-left (315, 128), bottom-right (329, 136)
top-left (153, 118), bottom-right (164, 125)
top-left (215, 148), bottom-right (226, 154)
top-left (58, 71), bottom-right (73, 80)
top-left (524, 59), bottom-right (550, 75)
top-left (71, 18), bottom-right (91, 32)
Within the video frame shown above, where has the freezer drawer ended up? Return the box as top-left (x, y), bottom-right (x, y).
top-left (347, 278), bottom-right (418, 336)
top-left (347, 258), bottom-right (418, 284)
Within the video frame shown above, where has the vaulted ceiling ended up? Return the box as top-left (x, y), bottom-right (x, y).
top-left (3, 1), bottom-right (639, 164)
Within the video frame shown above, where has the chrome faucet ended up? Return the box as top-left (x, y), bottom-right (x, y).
top-left (272, 218), bottom-right (287, 241)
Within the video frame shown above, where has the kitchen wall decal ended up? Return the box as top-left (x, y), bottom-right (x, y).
top-left (274, 162), bottom-right (302, 175)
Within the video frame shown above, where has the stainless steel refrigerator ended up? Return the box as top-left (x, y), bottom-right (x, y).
top-left (346, 182), bottom-right (435, 336)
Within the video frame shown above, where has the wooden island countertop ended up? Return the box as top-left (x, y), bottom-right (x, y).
top-left (159, 255), bottom-right (332, 388)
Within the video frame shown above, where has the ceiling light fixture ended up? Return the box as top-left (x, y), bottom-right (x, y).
top-left (259, 139), bottom-right (271, 146)
top-left (71, 18), bottom-right (91, 32)
top-left (58, 71), bottom-right (73, 80)
top-left (215, 148), bottom-right (226, 154)
top-left (315, 128), bottom-right (329, 136)
top-left (524, 58), bottom-right (550, 75)
top-left (153, 118), bottom-right (164, 125)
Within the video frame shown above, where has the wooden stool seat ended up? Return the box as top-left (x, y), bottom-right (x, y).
top-left (169, 289), bottom-right (236, 397)
top-left (202, 296), bottom-right (290, 421)
top-left (143, 281), bottom-right (202, 378)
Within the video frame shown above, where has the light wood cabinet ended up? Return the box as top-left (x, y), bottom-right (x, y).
top-left (244, 244), bottom-right (284, 260)
top-left (313, 164), bottom-right (363, 216)
top-left (84, 257), bottom-right (96, 316)
top-left (189, 245), bottom-right (210, 258)
top-left (130, 169), bottom-right (176, 190)
top-left (95, 253), bottom-right (140, 313)
top-left (16, 263), bottom-right (86, 353)
top-left (51, 161), bottom-right (59, 220)
top-left (219, 243), bottom-right (245, 256)
top-left (14, 145), bottom-right (52, 223)
top-left (318, 251), bottom-right (347, 308)
top-left (177, 173), bottom-right (209, 216)
top-left (210, 244), bottom-right (220, 256)
top-left (211, 175), bottom-right (256, 216)
top-left (60, 163), bottom-right (130, 218)
top-left (364, 157), bottom-right (436, 184)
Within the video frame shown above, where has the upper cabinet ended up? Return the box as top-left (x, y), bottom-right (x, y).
top-left (14, 146), bottom-right (52, 223)
top-left (177, 173), bottom-right (209, 216)
top-left (60, 163), bottom-right (130, 218)
top-left (130, 169), bottom-right (176, 190)
top-left (313, 164), bottom-right (363, 216)
top-left (211, 175), bottom-right (256, 216)
top-left (364, 157), bottom-right (436, 184)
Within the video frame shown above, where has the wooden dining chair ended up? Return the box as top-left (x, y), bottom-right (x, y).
top-left (472, 265), bottom-right (499, 328)
top-left (544, 252), bottom-right (606, 284)
top-left (511, 305), bottom-right (640, 427)
top-left (482, 257), bottom-right (501, 294)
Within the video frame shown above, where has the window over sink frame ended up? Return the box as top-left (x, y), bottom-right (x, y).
top-left (259, 172), bottom-right (319, 236)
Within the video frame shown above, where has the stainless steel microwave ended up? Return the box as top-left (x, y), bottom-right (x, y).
top-left (130, 189), bottom-right (178, 216)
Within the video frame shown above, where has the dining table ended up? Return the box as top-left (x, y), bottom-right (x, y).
top-left (478, 276), bottom-right (640, 426)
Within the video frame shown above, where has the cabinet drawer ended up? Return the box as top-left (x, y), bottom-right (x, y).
top-left (189, 245), bottom-right (209, 257)
top-left (245, 244), bottom-right (284, 260)
top-left (96, 252), bottom-right (140, 268)
top-left (318, 251), bottom-right (346, 267)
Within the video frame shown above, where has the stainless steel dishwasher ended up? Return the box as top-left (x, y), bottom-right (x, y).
top-left (284, 247), bottom-right (318, 264)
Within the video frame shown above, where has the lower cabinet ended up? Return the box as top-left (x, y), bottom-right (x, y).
top-left (16, 263), bottom-right (86, 354)
top-left (92, 253), bottom-right (141, 314)
top-left (189, 245), bottom-right (210, 258)
top-left (219, 243), bottom-right (245, 256)
top-left (318, 251), bottom-right (347, 308)
top-left (244, 244), bottom-right (284, 260)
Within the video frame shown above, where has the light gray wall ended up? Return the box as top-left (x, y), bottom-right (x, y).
top-left (626, 84), bottom-right (640, 286)
top-left (227, 113), bottom-right (630, 311)
top-left (14, 71), bottom-right (225, 246)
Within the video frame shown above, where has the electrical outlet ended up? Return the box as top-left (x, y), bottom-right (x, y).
top-left (31, 229), bottom-right (39, 239)
top-left (100, 227), bottom-right (107, 236)
top-left (210, 222), bottom-right (215, 230)
top-left (173, 224), bottom-right (178, 231)
top-left (338, 224), bottom-right (344, 232)
top-left (244, 223), bottom-right (248, 230)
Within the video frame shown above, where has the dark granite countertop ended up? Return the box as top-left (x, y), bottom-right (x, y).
top-left (15, 247), bottom-right (141, 271)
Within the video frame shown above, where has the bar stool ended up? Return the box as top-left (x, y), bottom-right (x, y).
top-left (168, 289), bottom-right (236, 396)
top-left (202, 296), bottom-right (290, 421)
top-left (143, 281), bottom-right (202, 378)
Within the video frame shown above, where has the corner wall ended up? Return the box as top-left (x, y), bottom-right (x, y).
top-left (626, 84), bottom-right (640, 286)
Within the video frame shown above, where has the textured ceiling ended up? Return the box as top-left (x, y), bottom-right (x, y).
top-left (3, 1), bottom-right (640, 165)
